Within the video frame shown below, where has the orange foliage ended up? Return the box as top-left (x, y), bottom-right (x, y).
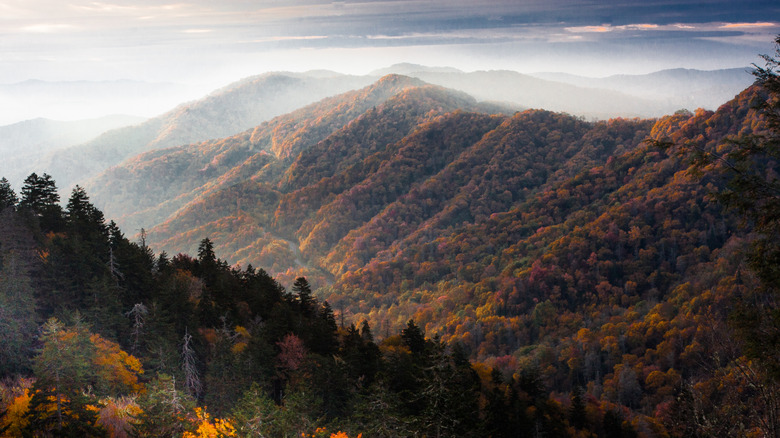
top-left (90, 334), bottom-right (144, 394)
top-left (182, 407), bottom-right (236, 438)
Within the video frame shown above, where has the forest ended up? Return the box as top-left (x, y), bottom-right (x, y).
top-left (1, 36), bottom-right (779, 438)
top-left (0, 175), bottom-right (648, 437)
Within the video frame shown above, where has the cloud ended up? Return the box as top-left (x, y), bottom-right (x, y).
top-left (564, 24), bottom-right (658, 34)
top-left (618, 24), bottom-right (658, 30)
top-left (0, 0), bottom-right (777, 88)
top-left (721, 22), bottom-right (777, 29)
top-left (565, 26), bottom-right (611, 33)
top-left (244, 35), bottom-right (329, 43)
top-left (21, 23), bottom-right (79, 33)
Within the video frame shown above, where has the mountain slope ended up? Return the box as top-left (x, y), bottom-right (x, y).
top-left (35, 72), bottom-right (377, 190)
top-left (0, 115), bottom-right (145, 187)
top-left (531, 67), bottom-right (754, 111)
top-left (74, 70), bottom-right (779, 429)
top-left (89, 75), bottom-right (669, 298)
top-left (379, 64), bottom-right (753, 117)
top-left (87, 75), bottom-right (441, 232)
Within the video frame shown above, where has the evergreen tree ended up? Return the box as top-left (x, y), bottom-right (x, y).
top-left (292, 276), bottom-right (313, 316)
top-left (229, 383), bottom-right (279, 437)
top-left (18, 172), bottom-right (63, 232)
top-left (132, 374), bottom-right (195, 438)
top-left (0, 177), bottom-right (17, 211)
top-left (25, 318), bottom-right (104, 437)
top-left (570, 386), bottom-right (588, 429)
top-left (401, 319), bottom-right (427, 356)
top-left (66, 185), bottom-right (108, 245)
top-left (0, 251), bottom-right (38, 376)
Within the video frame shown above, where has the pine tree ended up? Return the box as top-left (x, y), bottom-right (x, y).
top-left (25, 318), bottom-right (103, 436)
top-left (133, 374), bottom-right (195, 438)
top-left (0, 177), bottom-right (17, 211)
top-left (0, 251), bottom-right (38, 375)
top-left (401, 319), bottom-right (427, 356)
top-left (18, 172), bottom-right (63, 232)
top-left (292, 277), bottom-right (313, 316)
top-left (569, 386), bottom-right (588, 429)
top-left (66, 185), bottom-right (108, 243)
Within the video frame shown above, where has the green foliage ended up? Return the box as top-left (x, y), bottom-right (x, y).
top-left (25, 318), bottom-right (103, 437)
top-left (0, 178), bottom-right (17, 211)
top-left (0, 252), bottom-right (38, 375)
top-left (132, 374), bottom-right (195, 438)
top-left (19, 172), bottom-right (63, 232)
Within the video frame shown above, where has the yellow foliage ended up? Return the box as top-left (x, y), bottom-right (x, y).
top-left (0, 389), bottom-right (31, 437)
top-left (231, 342), bottom-right (248, 354)
top-left (231, 326), bottom-right (251, 354)
top-left (182, 407), bottom-right (237, 438)
top-left (234, 326), bottom-right (250, 339)
top-left (90, 334), bottom-right (144, 394)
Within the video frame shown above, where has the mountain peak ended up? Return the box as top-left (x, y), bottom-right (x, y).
top-left (374, 73), bottom-right (426, 86)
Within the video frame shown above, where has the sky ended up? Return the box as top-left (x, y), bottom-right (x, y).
top-left (0, 0), bottom-right (778, 121)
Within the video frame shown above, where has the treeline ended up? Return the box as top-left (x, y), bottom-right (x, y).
top-left (0, 176), bottom-right (639, 437)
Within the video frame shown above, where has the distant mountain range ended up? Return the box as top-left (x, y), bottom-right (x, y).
top-left (530, 67), bottom-right (754, 111)
top-left (8, 65), bottom-right (753, 195)
top-left (0, 115), bottom-right (146, 187)
top-left (33, 72), bottom-right (378, 190)
top-left (376, 64), bottom-right (754, 118)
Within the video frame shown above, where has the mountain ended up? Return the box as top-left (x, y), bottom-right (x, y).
top-left (88, 76), bottom-right (761, 299)
top-left (22, 66), bottom-right (753, 193)
top-left (33, 72), bottom-right (378, 190)
top-left (87, 76), bottom-right (516, 281)
top-left (398, 69), bottom-right (670, 118)
top-left (0, 115), bottom-right (146, 187)
top-left (380, 65), bottom-right (753, 118)
top-left (531, 67), bottom-right (754, 112)
top-left (15, 69), bottom-right (778, 433)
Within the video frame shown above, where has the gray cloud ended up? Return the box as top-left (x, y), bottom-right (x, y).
top-left (0, 0), bottom-right (777, 90)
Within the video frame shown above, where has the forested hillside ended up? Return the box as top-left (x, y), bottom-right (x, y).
top-left (62, 53), bottom-right (780, 435)
top-left (33, 72), bottom-right (377, 190)
top-left (0, 115), bottom-right (146, 188)
top-left (0, 178), bottom-right (643, 437)
top-left (3, 38), bottom-right (779, 436)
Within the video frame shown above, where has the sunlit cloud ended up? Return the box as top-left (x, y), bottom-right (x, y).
top-left (721, 22), bottom-right (776, 29)
top-left (21, 23), bottom-right (79, 33)
top-left (70, 2), bottom-right (188, 14)
top-left (564, 25), bottom-right (610, 33)
top-left (0, 0), bottom-right (774, 103)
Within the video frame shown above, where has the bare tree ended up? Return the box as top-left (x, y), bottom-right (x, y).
top-left (181, 329), bottom-right (201, 399)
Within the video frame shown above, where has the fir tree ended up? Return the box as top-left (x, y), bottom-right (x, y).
top-left (19, 172), bottom-right (63, 232)
top-left (0, 177), bottom-right (17, 211)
